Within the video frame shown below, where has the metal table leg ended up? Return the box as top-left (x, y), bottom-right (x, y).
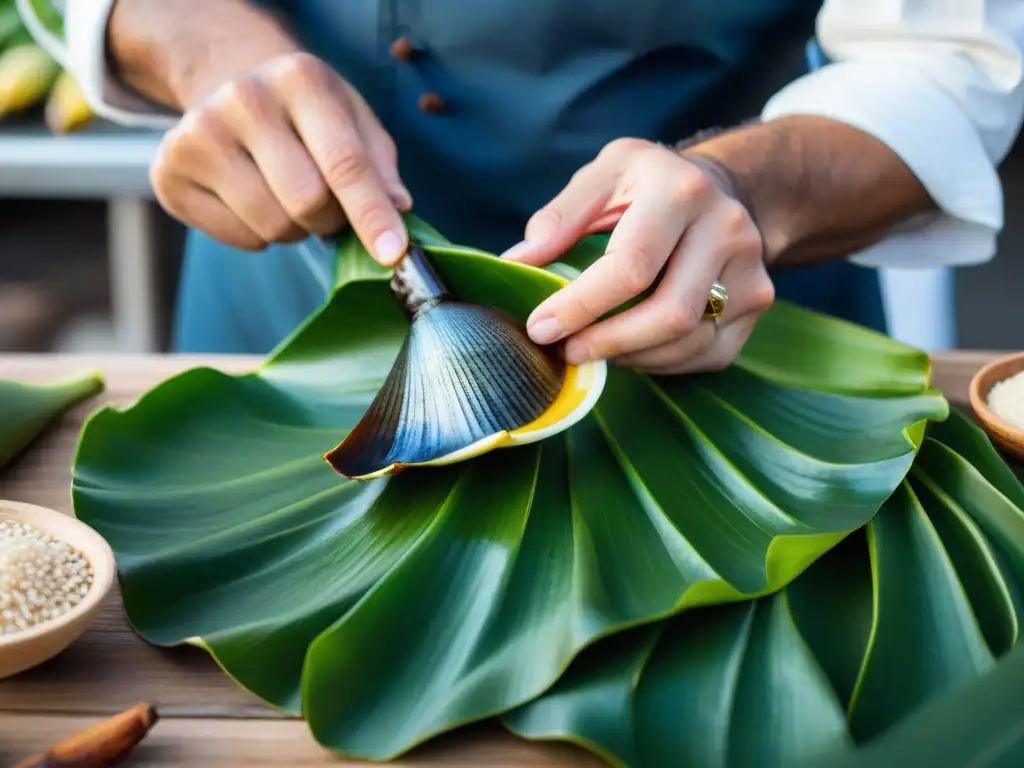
top-left (107, 197), bottom-right (160, 352)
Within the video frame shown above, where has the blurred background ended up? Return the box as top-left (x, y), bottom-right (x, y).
top-left (0, 82), bottom-right (1021, 356)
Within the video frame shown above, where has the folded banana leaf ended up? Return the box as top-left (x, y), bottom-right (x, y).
top-left (1, 371), bottom-right (103, 470)
top-left (506, 408), bottom-right (1024, 767)
top-left (826, 638), bottom-right (1024, 768)
top-left (72, 215), bottom-right (945, 761)
top-left (15, 0), bottom-right (64, 43)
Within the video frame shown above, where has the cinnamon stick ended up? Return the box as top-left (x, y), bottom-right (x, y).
top-left (13, 702), bottom-right (158, 768)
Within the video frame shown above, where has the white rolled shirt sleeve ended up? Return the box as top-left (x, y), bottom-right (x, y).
top-left (28, 0), bottom-right (179, 128)
top-left (764, 0), bottom-right (1024, 269)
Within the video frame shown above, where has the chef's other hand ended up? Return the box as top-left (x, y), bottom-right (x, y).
top-left (502, 138), bottom-right (773, 375)
top-left (151, 52), bottom-right (411, 265)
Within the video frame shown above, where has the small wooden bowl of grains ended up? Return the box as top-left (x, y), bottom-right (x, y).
top-left (0, 499), bottom-right (115, 679)
top-left (970, 351), bottom-right (1024, 462)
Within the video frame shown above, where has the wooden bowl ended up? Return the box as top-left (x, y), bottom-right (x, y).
top-left (970, 351), bottom-right (1024, 462)
top-left (0, 500), bottom-right (115, 679)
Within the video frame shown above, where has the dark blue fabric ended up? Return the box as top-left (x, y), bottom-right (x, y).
top-left (173, 232), bottom-right (328, 354)
top-left (772, 264), bottom-right (888, 334)
top-left (171, 0), bottom-right (888, 354)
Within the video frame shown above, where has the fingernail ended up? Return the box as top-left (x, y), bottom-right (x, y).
top-left (563, 339), bottom-right (592, 364)
top-left (527, 315), bottom-right (564, 345)
top-left (500, 241), bottom-right (530, 261)
top-left (374, 231), bottom-right (405, 264)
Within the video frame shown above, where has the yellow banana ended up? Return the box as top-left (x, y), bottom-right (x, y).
top-left (0, 42), bottom-right (59, 117)
top-left (45, 68), bottom-right (95, 133)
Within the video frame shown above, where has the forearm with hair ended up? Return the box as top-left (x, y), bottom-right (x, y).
top-left (679, 115), bottom-right (935, 268)
top-left (107, 0), bottom-right (302, 110)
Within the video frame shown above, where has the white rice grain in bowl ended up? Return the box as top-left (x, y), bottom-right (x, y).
top-left (0, 500), bottom-right (115, 679)
top-left (988, 372), bottom-right (1024, 431)
top-left (970, 351), bottom-right (1024, 463)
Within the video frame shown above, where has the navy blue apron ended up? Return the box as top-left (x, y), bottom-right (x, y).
top-left (172, 0), bottom-right (887, 354)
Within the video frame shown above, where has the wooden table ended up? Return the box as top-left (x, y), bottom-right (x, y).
top-left (0, 352), bottom-right (1000, 766)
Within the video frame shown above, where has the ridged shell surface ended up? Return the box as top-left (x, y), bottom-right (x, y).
top-left (325, 302), bottom-right (565, 478)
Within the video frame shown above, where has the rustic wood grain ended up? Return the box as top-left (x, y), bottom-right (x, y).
top-left (0, 351), bottom-right (1002, 764)
top-left (929, 349), bottom-right (1008, 407)
top-left (0, 716), bottom-right (602, 767)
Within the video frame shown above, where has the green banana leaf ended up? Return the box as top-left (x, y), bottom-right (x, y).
top-left (1, 371), bottom-right (103, 470)
top-left (825, 639), bottom-right (1024, 768)
top-left (506, 408), bottom-right (1024, 766)
top-left (72, 217), bottom-right (945, 761)
top-left (0, 0), bottom-right (26, 49)
top-left (16, 0), bottom-right (63, 39)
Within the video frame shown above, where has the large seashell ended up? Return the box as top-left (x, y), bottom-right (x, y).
top-left (324, 242), bottom-right (606, 479)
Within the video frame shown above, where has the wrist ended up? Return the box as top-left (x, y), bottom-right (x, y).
top-left (107, 0), bottom-right (303, 110)
top-left (678, 123), bottom-right (797, 266)
top-left (676, 115), bottom-right (933, 269)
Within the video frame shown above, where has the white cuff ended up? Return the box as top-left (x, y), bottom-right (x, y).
top-left (65, 0), bottom-right (179, 128)
top-left (762, 61), bottom-right (1004, 269)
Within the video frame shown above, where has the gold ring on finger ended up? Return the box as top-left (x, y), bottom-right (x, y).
top-left (703, 281), bottom-right (728, 320)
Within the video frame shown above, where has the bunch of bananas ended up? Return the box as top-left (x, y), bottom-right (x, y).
top-left (0, 0), bottom-right (94, 134)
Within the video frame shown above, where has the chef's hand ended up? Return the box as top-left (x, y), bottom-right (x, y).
top-left (150, 52), bottom-right (411, 264)
top-left (502, 138), bottom-right (774, 375)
